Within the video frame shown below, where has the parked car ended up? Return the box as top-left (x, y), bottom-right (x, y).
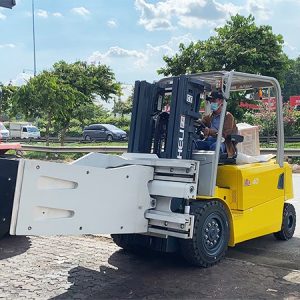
top-left (0, 122), bottom-right (9, 140)
top-left (83, 124), bottom-right (127, 142)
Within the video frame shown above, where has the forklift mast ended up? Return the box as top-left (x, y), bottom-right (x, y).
top-left (128, 76), bottom-right (210, 160)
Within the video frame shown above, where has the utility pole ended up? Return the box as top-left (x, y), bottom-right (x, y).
top-left (32, 0), bottom-right (37, 76)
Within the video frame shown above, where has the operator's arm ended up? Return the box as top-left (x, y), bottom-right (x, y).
top-left (223, 112), bottom-right (237, 138)
top-left (201, 115), bottom-right (215, 137)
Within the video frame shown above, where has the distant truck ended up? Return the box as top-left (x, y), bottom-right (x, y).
top-left (7, 122), bottom-right (41, 139)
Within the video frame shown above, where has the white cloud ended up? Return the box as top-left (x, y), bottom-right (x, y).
top-left (135, 0), bottom-right (174, 31)
top-left (87, 34), bottom-right (194, 70)
top-left (219, 2), bottom-right (242, 16)
top-left (245, 0), bottom-right (272, 21)
top-left (0, 43), bottom-right (16, 49)
top-left (146, 34), bottom-right (194, 57)
top-left (107, 19), bottom-right (118, 28)
top-left (88, 46), bottom-right (147, 67)
top-left (0, 11), bottom-right (6, 20)
top-left (141, 18), bottom-right (173, 31)
top-left (9, 72), bottom-right (32, 86)
top-left (284, 41), bottom-right (297, 52)
top-left (135, 0), bottom-right (241, 31)
top-left (71, 7), bottom-right (90, 17)
top-left (36, 9), bottom-right (48, 18)
top-left (53, 12), bottom-right (63, 17)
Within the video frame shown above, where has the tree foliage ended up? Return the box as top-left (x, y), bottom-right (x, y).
top-left (112, 94), bottom-right (132, 117)
top-left (282, 56), bottom-right (300, 101)
top-left (12, 61), bottom-right (120, 145)
top-left (158, 15), bottom-right (290, 119)
top-left (53, 61), bottom-right (121, 101)
top-left (0, 83), bottom-right (18, 119)
top-left (158, 15), bottom-right (288, 82)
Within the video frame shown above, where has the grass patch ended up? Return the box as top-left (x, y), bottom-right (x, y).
top-left (22, 151), bottom-right (85, 162)
top-left (260, 142), bottom-right (300, 148)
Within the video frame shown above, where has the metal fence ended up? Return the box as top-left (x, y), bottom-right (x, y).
top-left (21, 145), bottom-right (127, 153)
top-left (5, 135), bottom-right (300, 144)
top-left (19, 145), bottom-right (300, 157)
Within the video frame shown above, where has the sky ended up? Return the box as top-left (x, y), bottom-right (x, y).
top-left (1, 0), bottom-right (300, 91)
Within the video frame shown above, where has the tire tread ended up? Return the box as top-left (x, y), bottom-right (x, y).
top-left (274, 203), bottom-right (296, 241)
top-left (181, 200), bottom-right (229, 267)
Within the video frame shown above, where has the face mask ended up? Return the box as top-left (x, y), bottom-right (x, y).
top-left (210, 102), bottom-right (219, 111)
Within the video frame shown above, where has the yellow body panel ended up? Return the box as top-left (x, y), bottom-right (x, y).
top-left (197, 161), bottom-right (294, 246)
top-left (217, 160), bottom-right (284, 210)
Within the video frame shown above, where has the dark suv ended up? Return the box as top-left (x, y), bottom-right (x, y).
top-left (83, 124), bottom-right (127, 142)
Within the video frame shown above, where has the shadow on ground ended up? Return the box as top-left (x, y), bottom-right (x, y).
top-left (227, 234), bottom-right (300, 270)
top-left (54, 235), bottom-right (300, 300)
top-left (0, 235), bottom-right (31, 260)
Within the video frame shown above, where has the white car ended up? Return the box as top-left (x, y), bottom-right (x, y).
top-left (0, 122), bottom-right (10, 140)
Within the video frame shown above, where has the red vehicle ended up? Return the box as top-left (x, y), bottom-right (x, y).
top-left (240, 97), bottom-right (277, 110)
top-left (289, 95), bottom-right (300, 109)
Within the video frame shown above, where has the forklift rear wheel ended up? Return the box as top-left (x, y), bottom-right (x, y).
top-left (274, 203), bottom-right (296, 241)
top-left (180, 200), bottom-right (230, 267)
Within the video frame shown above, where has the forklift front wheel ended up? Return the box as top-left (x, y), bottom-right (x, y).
top-left (274, 203), bottom-right (296, 241)
top-left (180, 200), bottom-right (229, 267)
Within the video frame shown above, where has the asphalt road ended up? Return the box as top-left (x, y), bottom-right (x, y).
top-left (0, 175), bottom-right (299, 299)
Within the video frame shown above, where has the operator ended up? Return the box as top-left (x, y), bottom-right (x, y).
top-left (194, 91), bottom-right (237, 157)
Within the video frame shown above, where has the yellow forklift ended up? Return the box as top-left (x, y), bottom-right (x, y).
top-left (6, 71), bottom-right (296, 267)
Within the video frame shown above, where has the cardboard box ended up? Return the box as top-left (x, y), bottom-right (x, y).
top-left (236, 123), bottom-right (260, 156)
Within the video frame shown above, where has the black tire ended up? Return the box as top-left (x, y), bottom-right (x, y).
top-left (0, 230), bottom-right (9, 239)
top-left (107, 134), bottom-right (113, 142)
top-left (84, 135), bottom-right (91, 142)
top-left (274, 203), bottom-right (296, 241)
top-left (180, 200), bottom-right (230, 267)
top-left (111, 234), bottom-right (141, 252)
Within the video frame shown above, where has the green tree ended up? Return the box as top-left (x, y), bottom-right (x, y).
top-left (12, 71), bottom-right (74, 145)
top-left (158, 15), bottom-right (289, 119)
top-left (112, 95), bottom-right (132, 117)
top-left (74, 103), bottom-right (109, 127)
top-left (158, 14), bottom-right (288, 82)
top-left (282, 56), bottom-right (300, 101)
top-left (13, 60), bottom-right (120, 145)
top-left (0, 83), bottom-right (18, 120)
top-left (53, 60), bottom-right (121, 101)
top-left (51, 83), bottom-right (86, 145)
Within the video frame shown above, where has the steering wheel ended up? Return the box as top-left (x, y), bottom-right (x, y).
top-left (194, 120), bottom-right (206, 140)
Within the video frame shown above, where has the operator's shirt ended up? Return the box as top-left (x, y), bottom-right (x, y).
top-left (202, 112), bottom-right (237, 158)
top-left (211, 114), bottom-right (221, 131)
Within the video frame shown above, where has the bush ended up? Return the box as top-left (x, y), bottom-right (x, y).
top-left (241, 104), bottom-right (300, 137)
top-left (93, 116), bottom-right (131, 133)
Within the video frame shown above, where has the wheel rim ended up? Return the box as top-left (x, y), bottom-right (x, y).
top-left (107, 135), bottom-right (112, 141)
top-left (202, 213), bottom-right (225, 256)
top-left (287, 214), bottom-right (294, 230)
top-left (85, 136), bottom-right (91, 141)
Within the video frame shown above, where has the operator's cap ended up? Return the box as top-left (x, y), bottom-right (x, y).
top-left (210, 91), bottom-right (224, 100)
